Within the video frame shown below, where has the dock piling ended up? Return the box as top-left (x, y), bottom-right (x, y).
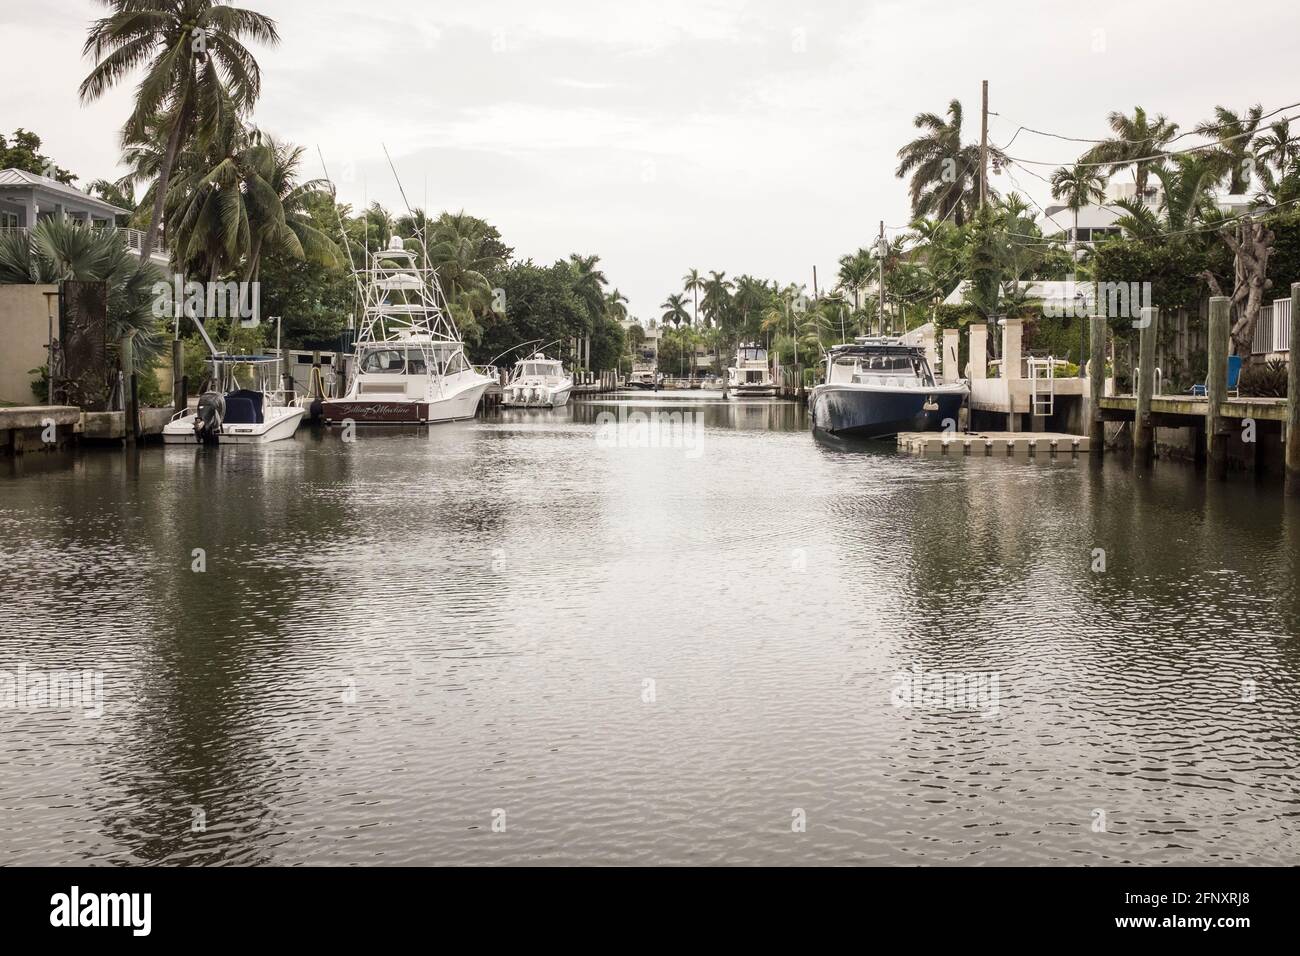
top-left (1133, 306), bottom-right (1158, 466)
top-left (1088, 315), bottom-right (1106, 454)
top-left (1287, 283), bottom-right (1300, 496)
top-left (1206, 296), bottom-right (1231, 481)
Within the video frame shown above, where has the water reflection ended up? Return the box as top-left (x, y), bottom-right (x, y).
top-left (1, 394), bottom-right (1297, 864)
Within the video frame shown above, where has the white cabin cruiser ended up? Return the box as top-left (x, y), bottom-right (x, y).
top-left (502, 353), bottom-right (572, 407)
top-left (323, 237), bottom-right (491, 424)
top-left (626, 363), bottom-right (659, 389)
top-left (163, 354), bottom-right (305, 444)
top-left (726, 344), bottom-right (777, 397)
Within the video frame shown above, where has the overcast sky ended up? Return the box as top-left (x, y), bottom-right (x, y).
top-left (5, 0), bottom-right (1300, 324)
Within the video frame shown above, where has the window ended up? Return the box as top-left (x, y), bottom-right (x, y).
top-left (0, 211), bottom-right (19, 228)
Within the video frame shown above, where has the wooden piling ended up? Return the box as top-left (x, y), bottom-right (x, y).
top-left (120, 334), bottom-right (137, 445)
top-left (1206, 296), bottom-right (1231, 481)
top-left (1287, 283), bottom-right (1300, 495)
top-left (1088, 315), bottom-right (1106, 453)
top-left (1133, 306), bottom-right (1158, 465)
top-left (172, 338), bottom-right (185, 411)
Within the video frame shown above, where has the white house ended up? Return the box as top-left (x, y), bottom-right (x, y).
top-left (0, 168), bottom-right (168, 266)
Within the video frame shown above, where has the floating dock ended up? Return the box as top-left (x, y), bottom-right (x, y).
top-left (897, 431), bottom-right (1093, 458)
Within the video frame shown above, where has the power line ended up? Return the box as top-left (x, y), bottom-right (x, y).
top-left (1001, 111), bottom-right (1300, 169)
top-left (992, 99), bottom-right (1300, 151)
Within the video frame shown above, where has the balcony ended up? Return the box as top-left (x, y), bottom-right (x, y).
top-left (0, 225), bottom-right (170, 267)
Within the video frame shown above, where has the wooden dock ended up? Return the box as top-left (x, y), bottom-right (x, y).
top-left (897, 431), bottom-right (1093, 458)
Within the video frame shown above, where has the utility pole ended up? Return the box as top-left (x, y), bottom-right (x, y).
top-left (979, 79), bottom-right (989, 210)
top-left (877, 220), bottom-right (886, 335)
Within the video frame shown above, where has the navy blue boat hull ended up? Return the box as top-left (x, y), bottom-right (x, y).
top-left (809, 386), bottom-right (966, 439)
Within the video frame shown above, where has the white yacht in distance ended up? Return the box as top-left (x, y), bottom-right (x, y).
top-left (626, 362), bottom-right (659, 389)
top-left (726, 343), bottom-right (777, 397)
top-left (322, 236), bottom-right (491, 425)
top-left (502, 353), bottom-right (572, 407)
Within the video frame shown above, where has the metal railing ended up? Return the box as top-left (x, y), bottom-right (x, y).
top-left (0, 224), bottom-right (167, 262)
top-left (1273, 296), bottom-right (1292, 353)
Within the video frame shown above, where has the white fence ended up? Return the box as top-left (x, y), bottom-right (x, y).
top-left (1251, 297), bottom-right (1292, 355)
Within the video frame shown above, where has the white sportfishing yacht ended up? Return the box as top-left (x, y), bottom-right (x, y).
top-left (323, 236), bottom-right (491, 424)
top-left (726, 344), bottom-right (777, 397)
top-left (502, 353), bottom-right (572, 407)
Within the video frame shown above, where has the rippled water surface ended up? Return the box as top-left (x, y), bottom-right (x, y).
top-left (2, 392), bottom-right (1299, 865)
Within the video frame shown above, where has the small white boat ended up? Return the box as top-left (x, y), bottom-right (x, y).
top-left (726, 344), bottom-right (777, 397)
top-left (501, 353), bottom-right (572, 407)
top-left (163, 354), bottom-right (305, 444)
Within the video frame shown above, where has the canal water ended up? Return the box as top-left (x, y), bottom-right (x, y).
top-left (2, 392), bottom-right (1299, 865)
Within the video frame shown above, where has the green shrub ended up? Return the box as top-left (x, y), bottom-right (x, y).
top-left (1239, 358), bottom-right (1288, 398)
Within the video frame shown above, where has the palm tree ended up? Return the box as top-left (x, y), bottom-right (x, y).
top-left (682, 267), bottom-right (703, 326)
top-left (428, 212), bottom-right (503, 306)
top-left (1049, 164), bottom-right (1107, 243)
top-left (606, 288), bottom-right (629, 322)
top-left (895, 99), bottom-right (1005, 226)
top-left (1195, 105), bottom-right (1263, 193)
top-left (81, 0), bottom-right (280, 264)
top-left (1255, 119), bottom-right (1300, 179)
top-left (660, 293), bottom-right (690, 328)
top-left (568, 253), bottom-right (607, 322)
top-left (701, 270), bottom-right (733, 327)
top-left (1112, 154), bottom-right (1220, 239)
top-left (1079, 106), bottom-right (1178, 199)
top-left (836, 248), bottom-right (874, 313)
top-left (0, 219), bottom-right (164, 377)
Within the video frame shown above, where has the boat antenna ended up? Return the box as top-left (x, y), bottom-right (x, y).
top-left (487, 339), bottom-right (543, 367)
top-left (382, 142), bottom-right (424, 245)
top-left (316, 145), bottom-right (365, 311)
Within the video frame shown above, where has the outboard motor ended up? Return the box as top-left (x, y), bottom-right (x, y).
top-left (194, 391), bottom-right (225, 444)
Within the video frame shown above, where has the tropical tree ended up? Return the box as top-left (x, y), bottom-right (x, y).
top-left (701, 270), bottom-right (733, 328)
top-left (1255, 119), bottom-right (1300, 179)
top-left (1079, 106), bottom-right (1178, 198)
top-left (567, 253), bottom-right (607, 324)
top-left (1195, 104), bottom-right (1263, 193)
top-left (682, 267), bottom-right (704, 326)
top-left (605, 288), bottom-right (628, 322)
top-left (836, 247), bottom-right (874, 313)
top-left (660, 293), bottom-right (690, 328)
top-left (1049, 164), bottom-right (1107, 242)
top-left (81, 0), bottom-right (281, 263)
top-left (895, 99), bottom-right (1005, 226)
top-left (1112, 154), bottom-right (1220, 239)
top-left (0, 219), bottom-right (164, 375)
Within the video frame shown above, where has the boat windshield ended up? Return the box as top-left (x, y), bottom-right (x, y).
top-left (360, 345), bottom-right (467, 375)
top-left (519, 362), bottom-right (559, 377)
top-left (829, 352), bottom-right (934, 387)
top-left (737, 348), bottom-right (766, 362)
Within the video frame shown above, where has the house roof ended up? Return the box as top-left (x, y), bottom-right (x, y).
top-left (0, 168), bottom-right (129, 216)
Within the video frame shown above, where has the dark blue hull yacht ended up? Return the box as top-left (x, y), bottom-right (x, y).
top-left (809, 337), bottom-right (968, 439)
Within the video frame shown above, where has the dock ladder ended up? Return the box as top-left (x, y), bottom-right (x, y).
top-left (1028, 355), bottom-right (1055, 417)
